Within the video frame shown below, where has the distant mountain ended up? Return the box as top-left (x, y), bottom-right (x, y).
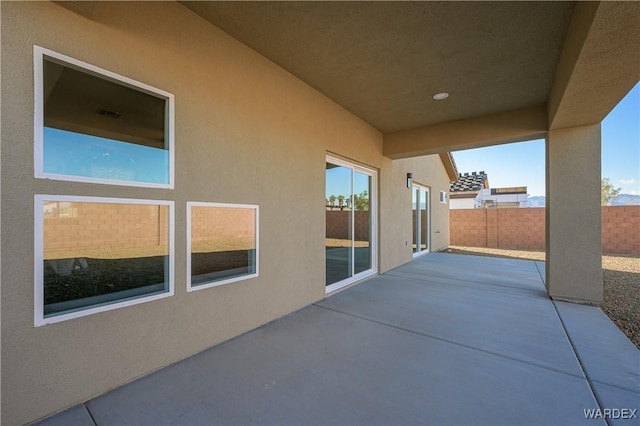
top-left (527, 196), bottom-right (546, 207)
top-left (525, 194), bottom-right (639, 207)
top-left (612, 194), bottom-right (640, 206)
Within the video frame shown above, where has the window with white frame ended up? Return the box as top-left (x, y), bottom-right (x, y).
top-left (187, 202), bottom-right (259, 291)
top-left (34, 46), bottom-right (174, 188)
top-left (440, 190), bottom-right (448, 204)
top-left (35, 195), bottom-right (174, 326)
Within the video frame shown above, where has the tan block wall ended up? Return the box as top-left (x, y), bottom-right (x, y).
top-left (495, 208), bottom-right (545, 249)
top-left (451, 206), bottom-right (639, 255)
top-left (325, 211), bottom-right (371, 241)
top-left (191, 207), bottom-right (256, 244)
top-left (601, 206), bottom-right (640, 255)
top-left (450, 208), bottom-right (488, 247)
top-left (44, 203), bottom-right (257, 259)
top-left (486, 209), bottom-right (499, 248)
top-left (43, 203), bottom-right (169, 259)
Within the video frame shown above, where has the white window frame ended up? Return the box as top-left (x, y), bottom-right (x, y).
top-left (325, 155), bottom-right (378, 294)
top-left (33, 45), bottom-right (175, 189)
top-left (187, 202), bottom-right (259, 292)
top-left (440, 190), bottom-right (448, 204)
top-left (34, 195), bottom-right (175, 326)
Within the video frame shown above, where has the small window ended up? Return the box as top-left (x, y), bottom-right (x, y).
top-left (34, 46), bottom-right (174, 188)
top-left (35, 195), bottom-right (174, 326)
top-left (187, 202), bottom-right (259, 291)
top-left (440, 190), bottom-right (448, 204)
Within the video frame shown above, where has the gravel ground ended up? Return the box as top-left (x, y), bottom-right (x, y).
top-left (443, 246), bottom-right (640, 350)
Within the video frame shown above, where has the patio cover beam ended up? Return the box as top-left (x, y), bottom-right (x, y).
top-left (547, 1), bottom-right (640, 131)
top-left (383, 105), bottom-right (547, 160)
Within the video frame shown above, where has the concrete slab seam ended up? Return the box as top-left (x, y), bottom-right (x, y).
top-left (590, 378), bottom-right (640, 396)
top-left (534, 261), bottom-right (546, 284)
top-left (85, 404), bottom-right (98, 426)
top-left (551, 300), bottom-right (607, 425)
top-left (313, 302), bottom-right (589, 381)
top-left (385, 270), bottom-right (546, 299)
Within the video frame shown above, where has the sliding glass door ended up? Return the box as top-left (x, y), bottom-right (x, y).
top-left (325, 156), bottom-right (377, 292)
top-left (325, 163), bottom-right (352, 285)
top-left (412, 185), bottom-right (430, 256)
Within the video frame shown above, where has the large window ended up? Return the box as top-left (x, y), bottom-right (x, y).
top-left (187, 202), bottom-right (259, 290)
top-left (412, 185), bottom-right (430, 256)
top-left (325, 156), bottom-right (377, 292)
top-left (34, 46), bottom-right (174, 188)
top-left (35, 196), bottom-right (174, 326)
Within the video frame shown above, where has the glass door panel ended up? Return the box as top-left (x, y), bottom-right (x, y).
top-left (354, 172), bottom-right (371, 275)
top-left (412, 188), bottom-right (419, 253)
top-left (413, 185), bottom-right (430, 256)
top-left (420, 188), bottom-right (429, 251)
top-left (325, 163), bottom-right (352, 286)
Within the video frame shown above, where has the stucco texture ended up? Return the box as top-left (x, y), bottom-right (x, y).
top-left (379, 155), bottom-right (452, 272)
top-left (546, 124), bottom-right (603, 304)
top-left (0, 2), bottom-right (451, 424)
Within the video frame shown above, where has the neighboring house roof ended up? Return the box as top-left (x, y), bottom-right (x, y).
top-left (450, 171), bottom-right (489, 193)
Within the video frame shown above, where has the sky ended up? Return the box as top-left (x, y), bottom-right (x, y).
top-left (452, 82), bottom-right (640, 197)
top-left (44, 127), bottom-right (169, 185)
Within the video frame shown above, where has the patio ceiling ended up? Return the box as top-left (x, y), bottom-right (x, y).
top-left (181, 1), bottom-right (639, 157)
top-left (182, 1), bottom-right (573, 133)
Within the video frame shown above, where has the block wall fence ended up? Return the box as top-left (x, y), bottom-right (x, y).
top-left (324, 210), bottom-right (427, 244)
top-left (43, 203), bottom-right (169, 259)
top-left (450, 206), bottom-right (640, 255)
top-left (326, 210), bottom-right (371, 241)
top-left (43, 202), bottom-right (256, 259)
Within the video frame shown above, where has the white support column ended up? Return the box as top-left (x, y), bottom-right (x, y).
top-left (546, 124), bottom-right (603, 304)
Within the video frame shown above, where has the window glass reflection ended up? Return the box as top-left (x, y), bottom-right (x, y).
top-left (412, 188), bottom-right (419, 253)
top-left (40, 54), bottom-right (171, 186)
top-left (325, 163), bottom-right (353, 285)
top-left (420, 188), bottom-right (428, 251)
top-left (412, 186), bottom-right (429, 255)
top-left (42, 200), bottom-right (170, 317)
top-left (354, 172), bottom-right (371, 275)
top-left (190, 205), bottom-right (258, 287)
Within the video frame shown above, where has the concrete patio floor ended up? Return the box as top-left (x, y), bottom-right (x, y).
top-left (37, 253), bottom-right (639, 426)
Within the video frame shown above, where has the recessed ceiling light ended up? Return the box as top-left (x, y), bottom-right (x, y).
top-left (433, 92), bottom-right (449, 101)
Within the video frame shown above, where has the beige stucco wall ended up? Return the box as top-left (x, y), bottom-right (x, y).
top-left (1, 2), bottom-right (451, 424)
top-left (379, 156), bottom-right (451, 272)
